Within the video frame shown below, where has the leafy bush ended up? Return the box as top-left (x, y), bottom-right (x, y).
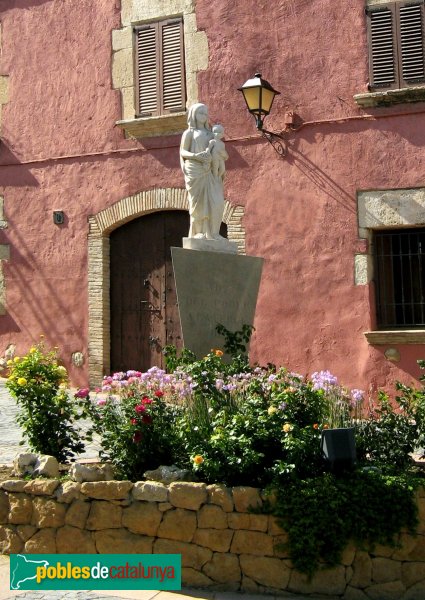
top-left (6, 344), bottom-right (90, 462)
top-left (88, 368), bottom-right (185, 480)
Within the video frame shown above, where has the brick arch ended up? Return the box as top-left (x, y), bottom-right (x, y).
top-left (87, 188), bottom-right (246, 385)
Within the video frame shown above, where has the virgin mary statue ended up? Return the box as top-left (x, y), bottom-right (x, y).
top-left (180, 103), bottom-right (225, 240)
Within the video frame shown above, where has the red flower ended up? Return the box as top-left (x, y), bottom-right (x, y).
top-left (154, 390), bottom-right (164, 398)
top-left (130, 418), bottom-right (137, 425)
top-left (75, 388), bottom-right (90, 399)
top-left (142, 397), bottom-right (153, 405)
top-left (142, 415), bottom-right (152, 425)
top-left (135, 404), bottom-right (146, 414)
top-left (133, 431), bottom-right (142, 443)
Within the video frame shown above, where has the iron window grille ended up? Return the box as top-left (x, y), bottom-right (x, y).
top-left (374, 227), bottom-right (425, 328)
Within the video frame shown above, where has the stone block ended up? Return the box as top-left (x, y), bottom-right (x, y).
top-left (159, 502), bottom-right (173, 512)
top-left (132, 481), bottom-right (168, 502)
top-left (230, 530), bottom-right (273, 556)
top-left (240, 554), bottom-right (290, 589)
top-left (241, 575), bottom-right (260, 594)
top-left (112, 27), bottom-right (132, 51)
top-left (0, 76), bottom-right (9, 104)
top-left (364, 580), bottom-right (405, 599)
top-left (341, 542), bottom-right (357, 566)
top-left (268, 515), bottom-right (285, 535)
top-left (121, 87), bottom-right (135, 121)
top-left (172, 249), bottom-right (263, 360)
top-left (25, 528), bottom-right (56, 554)
top-left (112, 48), bottom-right (133, 89)
top-left (392, 532), bottom-right (417, 560)
top-left (193, 528), bottom-right (234, 553)
top-left (32, 498), bottom-right (66, 528)
top-left (197, 504), bottom-right (228, 529)
top-left (232, 486), bottom-right (263, 512)
top-left (122, 502), bottom-right (162, 536)
top-left (403, 581), bottom-right (425, 600)
top-left (24, 528), bottom-right (56, 553)
top-left (157, 508), bottom-right (197, 542)
top-left (86, 501), bottom-right (122, 530)
top-left (55, 482), bottom-right (83, 503)
top-left (289, 564), bottom-right (346, 596)
top-left (0, 525), bottom-right (23, 554)
top-left (154, 538), bottom-right (212, 570)
top-left (343, 587), bottom-right (369, 600)
top-left (16, 525), bottom-right (37, 542)
top-left (8, 493), bottom-right (32, 525)
top-left (207, 484), bottom-right (234, 512)
top-left (1, 481), bottom-right (27, 493)
top-left (272, 534), bottom-right (290, 558)
top-left (65, 500), bottom-right (91, 529)
top-left (370, 543), bottom-right (393, 558)
top-left (402, 561), bottom-right (425, 588)
top-left (24, 479), bottom-right (60, 496)
top-left (350, 550), bottom-right (372, 588)
top-left (182, 567), bottom-right (213, 588)
top-left (80, 481), bottom-right (132, 500)
top-left (227, 513), bottom-right (269, 532)
top-left (202, 552), bottom-right (241, 584)
top-left (372, 557), bottom-right (401, 584)
top-left (95, 528), bottom-right (153, 554)
top-left (57, 526), bottom-right (96, 554)
top-left (169, 482), bottom-right (207, 510)
top-left (0, 490), bottom-right (9, 523)
top-left (406, 534), bottom-right (425, 561)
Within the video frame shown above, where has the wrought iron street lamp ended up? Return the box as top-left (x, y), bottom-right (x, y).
top-left (238, 73), bottom-right (287, 156)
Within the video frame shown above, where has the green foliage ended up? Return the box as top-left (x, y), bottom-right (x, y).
top-left (5, 344), bottom-right (90, 462)
top-left (272, 471), bottom-right (419, 576)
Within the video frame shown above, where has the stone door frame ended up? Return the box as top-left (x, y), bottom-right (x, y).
top-left (87, 188), bottom-right (246, 386)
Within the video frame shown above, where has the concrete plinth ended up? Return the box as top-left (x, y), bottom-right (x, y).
top-left (171, 248), bottom-right (263, 358)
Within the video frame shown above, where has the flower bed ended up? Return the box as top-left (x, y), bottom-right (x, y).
top-left (0, 479), bottom-right (425, 599)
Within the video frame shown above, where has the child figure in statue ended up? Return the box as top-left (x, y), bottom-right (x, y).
top-left (208, 124), bottom-right (228, 180)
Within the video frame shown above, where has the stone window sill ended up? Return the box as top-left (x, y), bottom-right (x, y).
top-left (116, 112), bottom-right (187, 138)
top-left (364, 330), bottom-right (425, 345)
top-left (354, 86), bottom-right (425, 108)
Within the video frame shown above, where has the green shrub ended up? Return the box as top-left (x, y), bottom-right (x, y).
top-left (6, 344), bottom-right (90, 462)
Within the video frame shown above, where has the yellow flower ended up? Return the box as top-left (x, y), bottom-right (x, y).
top-left (6, 359), bottom-right (13, 366)
top-left (193, 455), bottom-right (204, 465)
top-left (59, 383), bottom-right (67, 390)
top-left (29, 347), bottom-right (36, 353)
top-left (214, 349), bottom-right (224, 357)
top-left (267, 406), bottom-right (277, 415)
top-left (57, 366), bottom-right (67, 376)
top-left (13, 357), bottom-right (20, 363)
top-left (17, 377), bottom-right (27, 386)
top-left (282, 423), bottom-right (293, 433)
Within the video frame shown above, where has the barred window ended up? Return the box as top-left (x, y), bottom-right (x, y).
top-left (374, 228), bottom-right (425, 327)
top-left (134, 18), bottom-right (186, 118)
top-left (366, 1), bottom-right (425, 90)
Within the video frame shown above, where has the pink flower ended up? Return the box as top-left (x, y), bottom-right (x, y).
top-left (97, 398), bottom-right (106, 406)
top-left (131, 418), bottom-right (137, 425)
top-left (75, 388), bottom-right (90, 399)
top-left (141, 397), bottom-right (153, 405)
top-left (135, 404), bottom-right (146, 414)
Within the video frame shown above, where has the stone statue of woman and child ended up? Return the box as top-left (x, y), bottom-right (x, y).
top-left (180, 103), bottom-right (237, 254)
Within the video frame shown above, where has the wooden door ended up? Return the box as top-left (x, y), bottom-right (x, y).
top-left (110, 211), bottom-right (189, 373)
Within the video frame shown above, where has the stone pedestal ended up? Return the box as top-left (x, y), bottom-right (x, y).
top-left (183, 237), bottom-right (238, 254)
top-left (171, 248), bottom-right (263, 358)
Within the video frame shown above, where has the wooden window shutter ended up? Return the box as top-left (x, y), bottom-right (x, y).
top-left (134, 18), bottom-right (185, 118)
top-left (367, 4), bottom-right (398, 89)
top-left (160, 19), bottom-right (186, 114)
top-left (135, 24), bottom-right (159, 117)
top-left (397, 1), bottom-right (425, 86)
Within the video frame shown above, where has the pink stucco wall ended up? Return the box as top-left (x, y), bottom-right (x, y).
top-left (1, 0), bottom-right (425, 392)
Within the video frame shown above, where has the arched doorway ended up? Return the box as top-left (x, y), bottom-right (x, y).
top-left (110, 211), bottom-right (188, 372)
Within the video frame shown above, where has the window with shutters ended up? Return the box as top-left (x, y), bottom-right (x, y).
top-left (366, 1), bottom-right (425, 90)
top-left (134, 18), bottom-right (186, 118)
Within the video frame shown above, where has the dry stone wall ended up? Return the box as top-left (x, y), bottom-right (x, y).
top-left (1, 480), bottom-right (425, 599)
